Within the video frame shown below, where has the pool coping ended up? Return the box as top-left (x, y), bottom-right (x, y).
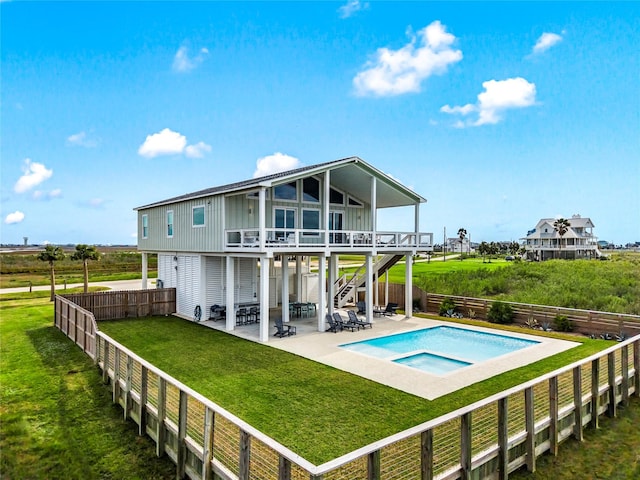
top-left (265, 315), bottom-right (580, 400)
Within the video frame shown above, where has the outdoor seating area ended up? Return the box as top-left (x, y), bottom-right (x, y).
top-left (290, 301), bottom-right (317, 318)
top-left (274, 316), bottom-right (296, 337)
top-left (373, 303), bottom-right (398, 317)
top-left (326, 311), bottom-right (373, 333)
top-left (236, 305), bottom-right (260, 326)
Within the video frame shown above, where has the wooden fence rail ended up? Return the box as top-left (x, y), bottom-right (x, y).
top-left (62, 288), bottom-right (176, 320)
top-left (55, 293), bottom-right (639, 480)
top-left (379, 284), bottom-right (640, 337)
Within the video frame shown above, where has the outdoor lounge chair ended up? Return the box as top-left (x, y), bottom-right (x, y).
top-left (382, 303), bottom-right (398, 316)
top-left (347, 310), bottom-right (372, 329)
top-left (326, 313), bottom-right (341, 333)
top-left (274, 317), bottom-right (296, 337)
top-left (333, 312), bottom-right (359, 332)
top-left (356, 301), bottom-right (366, 315)
top-left (208, 304), bottom-right (225, 322)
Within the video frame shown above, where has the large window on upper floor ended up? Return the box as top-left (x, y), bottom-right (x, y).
top-left (330, 187), bottom-right (344, 205)
top-left (302, 177), bottom-right (320, 203)
top-left (142, 214), bottom-right (148, 239)
top-left (273, 181), bottom-right (297, 201)
top-left (192, 206), bottom-right (205, 227)
top-left (302, 209), bottom-right (320, 235)
top-left (167, 210), bottom-right (174, 238)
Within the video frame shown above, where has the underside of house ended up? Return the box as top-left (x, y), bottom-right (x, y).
top-left (136, 157), bottom-right (434, 341)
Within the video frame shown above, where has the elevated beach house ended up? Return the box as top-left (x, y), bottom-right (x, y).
top-left (136, 157), bottom-right (433, 341)
top-left (521, 215), bottom-right (599, 260)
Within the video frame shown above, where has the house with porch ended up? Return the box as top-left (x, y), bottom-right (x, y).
top-left (521, 215), bottom-right (599, 260)
top-left (135, 156), bottom-right (433, 342)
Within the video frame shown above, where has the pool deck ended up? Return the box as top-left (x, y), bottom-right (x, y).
top-left (201, 311), bottom-right (579, 400)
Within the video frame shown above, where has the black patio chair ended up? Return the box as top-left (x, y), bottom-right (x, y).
top-left (326, 313), bottom-right (341, 333)
top-left (356, 301), bottom-right (366, 315)
top-left (236, 307), bottom-right (247, 326)
top-left (347, 310), bottom-right (372, 329)
top-left (274, 317), bottom-right (296, 337)
top-left (333, 312), bottom-right (359, 332)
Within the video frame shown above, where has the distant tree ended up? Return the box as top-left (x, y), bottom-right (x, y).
top-left (457, 228), bottom-right (467, 260)
top-left (553, 218), bottom-right (571, 259)
top-left (508, 241), bottom-right (520, 256)
top-left (478, 241), bottom-right (489, 262)
top-left (71, 244), bottom-right (100, 293)
top-left (488, 241), bottom-right (499, 262)
top-left (37, 245), bottom-right (66, 301)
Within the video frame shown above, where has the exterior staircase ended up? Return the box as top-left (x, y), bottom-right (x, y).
top-left (334, 253), bottom-right (404, 308)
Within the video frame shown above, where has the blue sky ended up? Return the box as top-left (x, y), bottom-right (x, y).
top-left (2, 1), bottom-right (638, 246)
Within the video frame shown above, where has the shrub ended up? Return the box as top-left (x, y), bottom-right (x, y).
top-left (554, 314), bottom-right (574, 332)
top-left (487, 301), bottom-right (514, 324)
top-left (439, 297), bottom-right (457, 316)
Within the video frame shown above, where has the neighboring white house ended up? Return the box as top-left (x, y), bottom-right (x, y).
top-left (446, 237), bottom-right (472, 254)
top-left (521, 215), bottom-right (599, 260)
top-left (136, 156), bottom-right (433, 342)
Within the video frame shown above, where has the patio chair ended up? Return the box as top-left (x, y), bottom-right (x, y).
top-left (356, 301), bottom-right (366, 315)
top-left (326, 313), bottom-right (341, 333)
top-left (347, 310), bottom-right (372, 329)
top-left (248, 306), bottom-right (259, 324)
top-left (236, 307), bottom-right (247, 326)
top-left (333, 312), bottom-right (359, 332)
top-left (208, 304), bottom-right (225, 322)
top-left (274, 317), bottom-right (296, 337)
top-left (382, 303), bottom-right (398, 316)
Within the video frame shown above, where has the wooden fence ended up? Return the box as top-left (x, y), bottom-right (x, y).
top-left (55, 294), bottom-right (640, 480)
top-left (54, 296), bottom-right (98, 360)
top-left (381, 284), bottom-right (640, 337)
top-left (62, 288), bottom-right (176, 321)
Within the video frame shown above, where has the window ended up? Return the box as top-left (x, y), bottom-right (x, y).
top-left (302, 209), bottom-right (320, 235)
top-left (302, 177), bottom-right (320, 203)
top-left (167, 210), bottom-right (174, 237)
top-left (274, 207), bottom-right (296, 240)
top-left (273, 181), bottom-right (297, 201)
top-left (330, 187), bottom-right (344, 205)
top-left (142, 214), bottom-right (148, 239)
top-left (192, 206), bottom-right (205, 227)
top-left (348, 196), bottom-right (363, 207)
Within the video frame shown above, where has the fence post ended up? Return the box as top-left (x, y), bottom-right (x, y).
top-left (572, 367), bottom-right (583, 441)
top-left (607, 352), bottom-right (617, 417)
top-left (634, 340), bottom-right (640, 397)
top-left (278, 455), bottom-right (291, 480)
top-left (497, 397), bottom-right (508, 480)
top-left (203, 407), bottom-right (215, 480)
top-left (460, 412), bottom-right (472, 480)
top-left (367, 450), bottom-right (381, 480)
top-left (177, 390), bottom-right (188, 479)
top-left (113, 349), bottom-right (121, 404)
top-left (548, 376), bottom-right (559, 455)
top-left (590, 359), bottom-right (600, 429)
top-left (238, 430), bottom-right (251, 480)
top-left (139, 366), bottom-right (148, 436)
top-left (102, 341), bottom-right (110, 384)
top-left (157, 378), bottom-right (167, 458)
top-left (524, 387), bottom-right (536, 473)
top-left (421, 429), bottom-right (433, 480)
top-left (621, 345), bottom-right (629, 406)
top-left (124, 356), bottom-right (133, 420)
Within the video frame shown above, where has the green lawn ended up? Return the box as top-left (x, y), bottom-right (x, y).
top-left (98, 314), bottom-right (608, 464)
top-left (0, 297), bottom-right (175, 479)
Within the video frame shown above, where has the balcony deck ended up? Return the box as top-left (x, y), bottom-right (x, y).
top-left (225, 228), bottom-right (433, 254)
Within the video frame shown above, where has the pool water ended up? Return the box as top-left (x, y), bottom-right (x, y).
top-left (340, 326), bottom-right (539, 375)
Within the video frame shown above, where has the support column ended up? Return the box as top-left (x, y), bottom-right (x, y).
top-left (405, 252), bottom-right (413, 318)
top-left (259, 187), bottom-right (266, 250)
top-left (282, 255), bottom-right (290, 323)
top-left (365, 254), bottom-right (373, 324)
top-left (141, 252), bottom-right (148, 289)
top-left (295, 257), bottom-right (302, 303)
top-left (328, 255), bottom-right (337, 315)
top-left (225, 256), bottom-right (235, 331)
top-left (317, 254), bottom-right (327, 332)
top-left (259, 256), bottom-right (270, 342)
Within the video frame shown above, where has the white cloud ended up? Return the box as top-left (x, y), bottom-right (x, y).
top-left (66, 131), bottom-right (99, 147)
top-left (253, 153), bottom-right (302, 178)
top-left (4, 211), bottom-right (25, 224)
top-left (32, 189), bottom-right (62, 201)
top-left (185, 141), bottom-right (212, 158)
top-left (138, 128), bottom-right (187, 158)
top-left (172, 45), bottom-right (209, 73)
top-left (338, 0), bottom-right (368, 19)
top-left (353, 21), bottom-right (462, 97)
top-left (532, 32), bottom-right (563, 55)
top-left (441, 77), bottom-right (537, 127)
top-left (14, 159), bottom-right (53, 193)
top-left (88, 198), bottom-right (105, 208)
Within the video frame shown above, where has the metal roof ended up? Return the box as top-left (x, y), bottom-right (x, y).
top-left (135, 156), bottom-right (427, 210)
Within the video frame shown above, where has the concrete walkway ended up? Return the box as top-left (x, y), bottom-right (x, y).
top-left (0, 278), bottom-right (154, 295)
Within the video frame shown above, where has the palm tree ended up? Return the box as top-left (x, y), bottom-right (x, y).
top-left (457, 228), bottom-right (467, 260)
top-left (37, 245), bottom-right (66, 301)
top-left (553, 218), bottom-right (571, 259)
top-left (71, 244), bottom-right (101, 293)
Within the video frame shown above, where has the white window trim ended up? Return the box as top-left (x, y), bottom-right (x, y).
top-left (347, 195), bottom-right (364, 208)
top-left (167, 210), bottom-right (174, 238)
top-left (192, 205), bottom-right (206, 228)
top-left (142, 214), bottom-right (148, 239)
top-left (329, 186), bottom-right (346, 206)
top-left (301, 208), bottom-right (321, 236)
top-left (272, 181), bottom-right (299, 203)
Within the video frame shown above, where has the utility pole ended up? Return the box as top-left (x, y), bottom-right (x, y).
top-left (443, 226), bottom-right (446, 262)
